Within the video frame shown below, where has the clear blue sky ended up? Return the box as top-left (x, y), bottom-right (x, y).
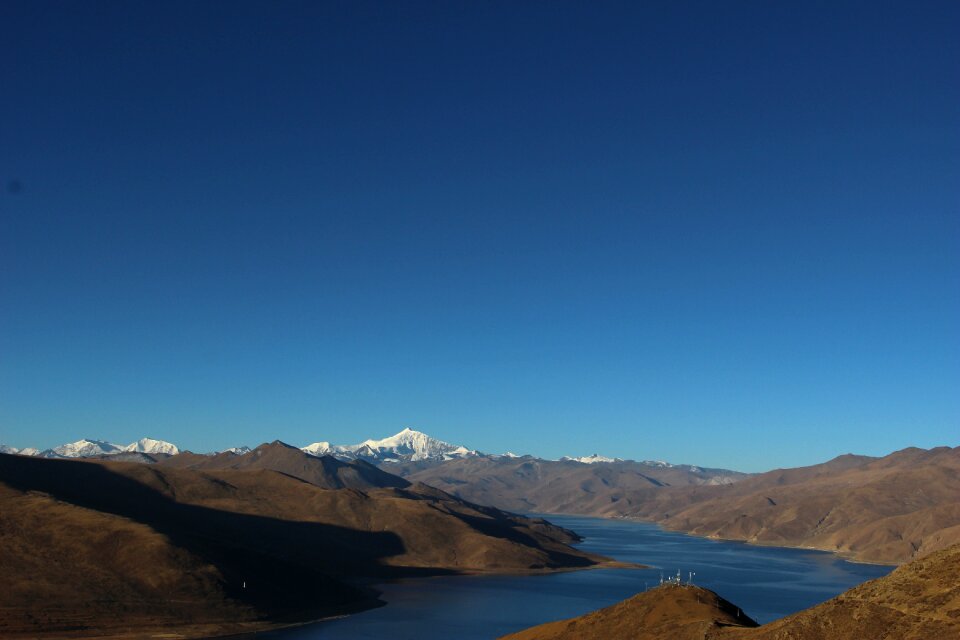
top-left (1, 1), bottom-right (957, 471)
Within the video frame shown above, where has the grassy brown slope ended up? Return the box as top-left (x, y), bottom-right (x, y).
top-left (502, 543), bottom-right (960, 640)
top-left (499, 585), bottom-right (758, 640)
top-left (727, 543), bottom-right (960, 640)
top-left (0, 483), bottom-right (368, 639)
top-left (625, 446), bottom-right (960, 563)
top-left (0, 453), bottom-right (610, 638)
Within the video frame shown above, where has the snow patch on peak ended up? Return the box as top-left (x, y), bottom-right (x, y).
top-left (0, 444), bottom-right (19, 454)
top-left (561, 453), bottom-right (622, 464)
top-left (301, 441), bottom-right (333, 456)
top-left (641, 460), bottom-right (674, 468)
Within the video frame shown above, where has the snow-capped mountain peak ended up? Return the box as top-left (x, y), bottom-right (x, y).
top-left (0, 444), bottom-right (19, 454)
top-left (221, 446), bottom-right (252, 455)
top-left (300, 428), bottom-right (476, 463)
top-left (123, 437), bottom-right (180, 455)
top-left (355, 428), bottom-right (473, 461)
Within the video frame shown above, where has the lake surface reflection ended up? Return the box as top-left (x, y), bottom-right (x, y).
top-left (265, 515), bottom-right (893, 639)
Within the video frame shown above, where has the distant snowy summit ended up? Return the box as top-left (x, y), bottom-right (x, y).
top-left (560, 453), bottom-right (623, 464)
top-left (220, 445), bottom-right (252, 455)
top-left (302, 427), bottom-right (478, 463)
top-left (123, 437), bottom-right (180, 456)
top-left (1, 437), bottom-right (181, 459)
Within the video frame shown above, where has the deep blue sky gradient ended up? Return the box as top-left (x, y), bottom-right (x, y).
top-left (1, 1), bottom-right (958, 471)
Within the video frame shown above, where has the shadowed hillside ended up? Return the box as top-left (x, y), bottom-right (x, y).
top-left (0, 452), bottom-right (612, 638)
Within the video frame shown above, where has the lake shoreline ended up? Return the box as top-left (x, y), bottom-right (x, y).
top-left (536, 511), bottom-right (902, 567)
top-left (261, 514), bottom-right (892, 638)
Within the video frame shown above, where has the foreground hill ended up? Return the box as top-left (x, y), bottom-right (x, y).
top-left (501, 543), bottom-right (960, 640)
top-left (0, 452), bottom-right (611, 639)
top-left (500, 584), bottom-right (758, 640)
top-left (624, 446), bottom-right (960, 563)
top-left (395, 455), bottom-right (747, 514)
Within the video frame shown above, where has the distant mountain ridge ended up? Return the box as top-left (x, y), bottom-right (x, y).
top-left (395, 455), bottom-right (749, 515)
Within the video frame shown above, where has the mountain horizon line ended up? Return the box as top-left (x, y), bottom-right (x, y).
top-left (2, 428), bottom-right (955, 476)
top-left (0, 427), bottom-right (747, 471)
top-left (0, 427), bottom-right (663, 464)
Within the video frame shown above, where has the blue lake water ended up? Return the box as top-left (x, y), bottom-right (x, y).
top-left (265, 515), bottom-right (893, 639)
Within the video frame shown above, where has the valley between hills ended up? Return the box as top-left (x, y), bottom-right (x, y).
top-left (2, 429), bottom-right (959, 639)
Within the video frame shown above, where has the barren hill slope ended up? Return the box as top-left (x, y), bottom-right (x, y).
top-left (396, 455), bottom-right (747, 514)
top-left (625, 446), bottom-right (960, 563)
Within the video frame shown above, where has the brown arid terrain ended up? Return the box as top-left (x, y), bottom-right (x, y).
top-left (396, 455), bottom-right (747, 514)
top-left (402, 446), bottom-right (960, 565)
top-left (624, 446), bottom-right (960, 564)
top-left (501, 542), bottom-right (960, 640)
top-left (0, 448), bottom-right (617, 639)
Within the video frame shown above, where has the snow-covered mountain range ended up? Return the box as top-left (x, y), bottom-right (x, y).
top-left (1, 428), bottom-right (699, 469)
top-left (301, 427), bottom-right (477, 463)
top-left (0, 437), bottom-right (181, 459)
top-left (0, 429), bottom-right (475, 464)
